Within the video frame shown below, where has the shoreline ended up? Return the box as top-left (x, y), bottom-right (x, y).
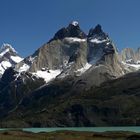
top-left (1, 126), bottom-right (140, 133)
top-left (0, 130), bottom-right (140, 140)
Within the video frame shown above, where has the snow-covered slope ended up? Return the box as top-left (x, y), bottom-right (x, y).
top-left (32, 69), bottom-right (61, 83)
top-left (0, 43), bottom-right (23, 76)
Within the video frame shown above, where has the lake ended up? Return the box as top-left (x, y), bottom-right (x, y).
top-left (1, 127), bottom-right (140, 133)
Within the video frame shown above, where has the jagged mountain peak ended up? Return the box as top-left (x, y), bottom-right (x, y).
top-left (15, 22), bottom-right (124, 84)
top-left (0, 43), bottom-right (17, 55)
top-left (51, 21), bottom-right (86, 40)
top-left (90, 24), bottom-right (102, 34)
top-left (88, 24), bottom-right (108, 40)
top-left (0, 43), bottom-right (23, 76)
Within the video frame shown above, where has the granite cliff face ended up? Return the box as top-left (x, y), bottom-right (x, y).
top-left (121, 48), bottom-right (136, 63)
top-left (120, 47), bottom-right (140, 71)
top-left (14, 22), bottom-right (125, 85)
top-left (15, 22), bottom-right (87, 74)
top-left (87, 24), bottom-right (124, 77)
top-left (136, 47), bottom-right (140, 61)
top-left (121, 47), bottom-right (140, 64)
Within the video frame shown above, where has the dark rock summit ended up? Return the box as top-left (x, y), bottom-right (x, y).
top-left (88, 24), bottom-right (102, 36)
top-left (52, 21), bottom-right (87, 40)
top-left (88, 24), bottom-right (108, 39)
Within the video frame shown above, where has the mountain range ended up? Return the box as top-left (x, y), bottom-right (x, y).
top-left (0, 21), bottom-right (140, 127)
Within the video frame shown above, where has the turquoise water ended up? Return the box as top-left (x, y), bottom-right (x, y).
top-left (0, 127), bottom-right (140, 133)
top-left (23, 127), bottom-right (140, 133)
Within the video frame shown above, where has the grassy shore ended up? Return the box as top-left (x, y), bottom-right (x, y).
top-left (0, 130), bottom-right (139, 140)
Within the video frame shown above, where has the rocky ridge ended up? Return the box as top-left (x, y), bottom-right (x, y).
top-left (13, 21), bottom-right (126, 85)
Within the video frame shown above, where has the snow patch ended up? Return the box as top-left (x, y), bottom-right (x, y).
top-left (11, 56), bottom-right (23, 63)
top-left (90, 38), bottom-right (107, 44)
top-left (136, 61), bottom-right (140, 64)
top-left (28, 56), bottom-right (37, 63)
top-left (0, 66), bottom-right (4, 74)
top-left (32, 69), bottom-right (61, 83)
top-left (71, 21), bottom-right (79, 26)
top-left (122, 61), bottom-right (140, 70)
top-left (1, 61), bottom-right (12, 69)
top-left (14, 72), bottom-right (21, 81)
top-left (65, 37), bottom-right (86, 42)
top-left (18, 64), bottom-right (30, 72)
top-left (127, 64), bottom-right (140, 69)
top-left (0, 61), bottom-right (12, 74)
top-left (76, 63), bottom-right (92, 74)
top-left (0, 48), bottom-right (10, 57)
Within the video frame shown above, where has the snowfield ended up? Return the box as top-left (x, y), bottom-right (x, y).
top-left (32, 69), bottom-right (61, 83)
top-left (11, 56), bottom-right (23, 63)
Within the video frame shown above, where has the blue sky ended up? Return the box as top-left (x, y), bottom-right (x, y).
top-left (0, 0), bottom-right (140, 57)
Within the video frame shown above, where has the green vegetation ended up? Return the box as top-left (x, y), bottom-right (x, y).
top-left (0, 130), bottom-right (139, 140)
top-left (1, 72), bottom-right (140, 127)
